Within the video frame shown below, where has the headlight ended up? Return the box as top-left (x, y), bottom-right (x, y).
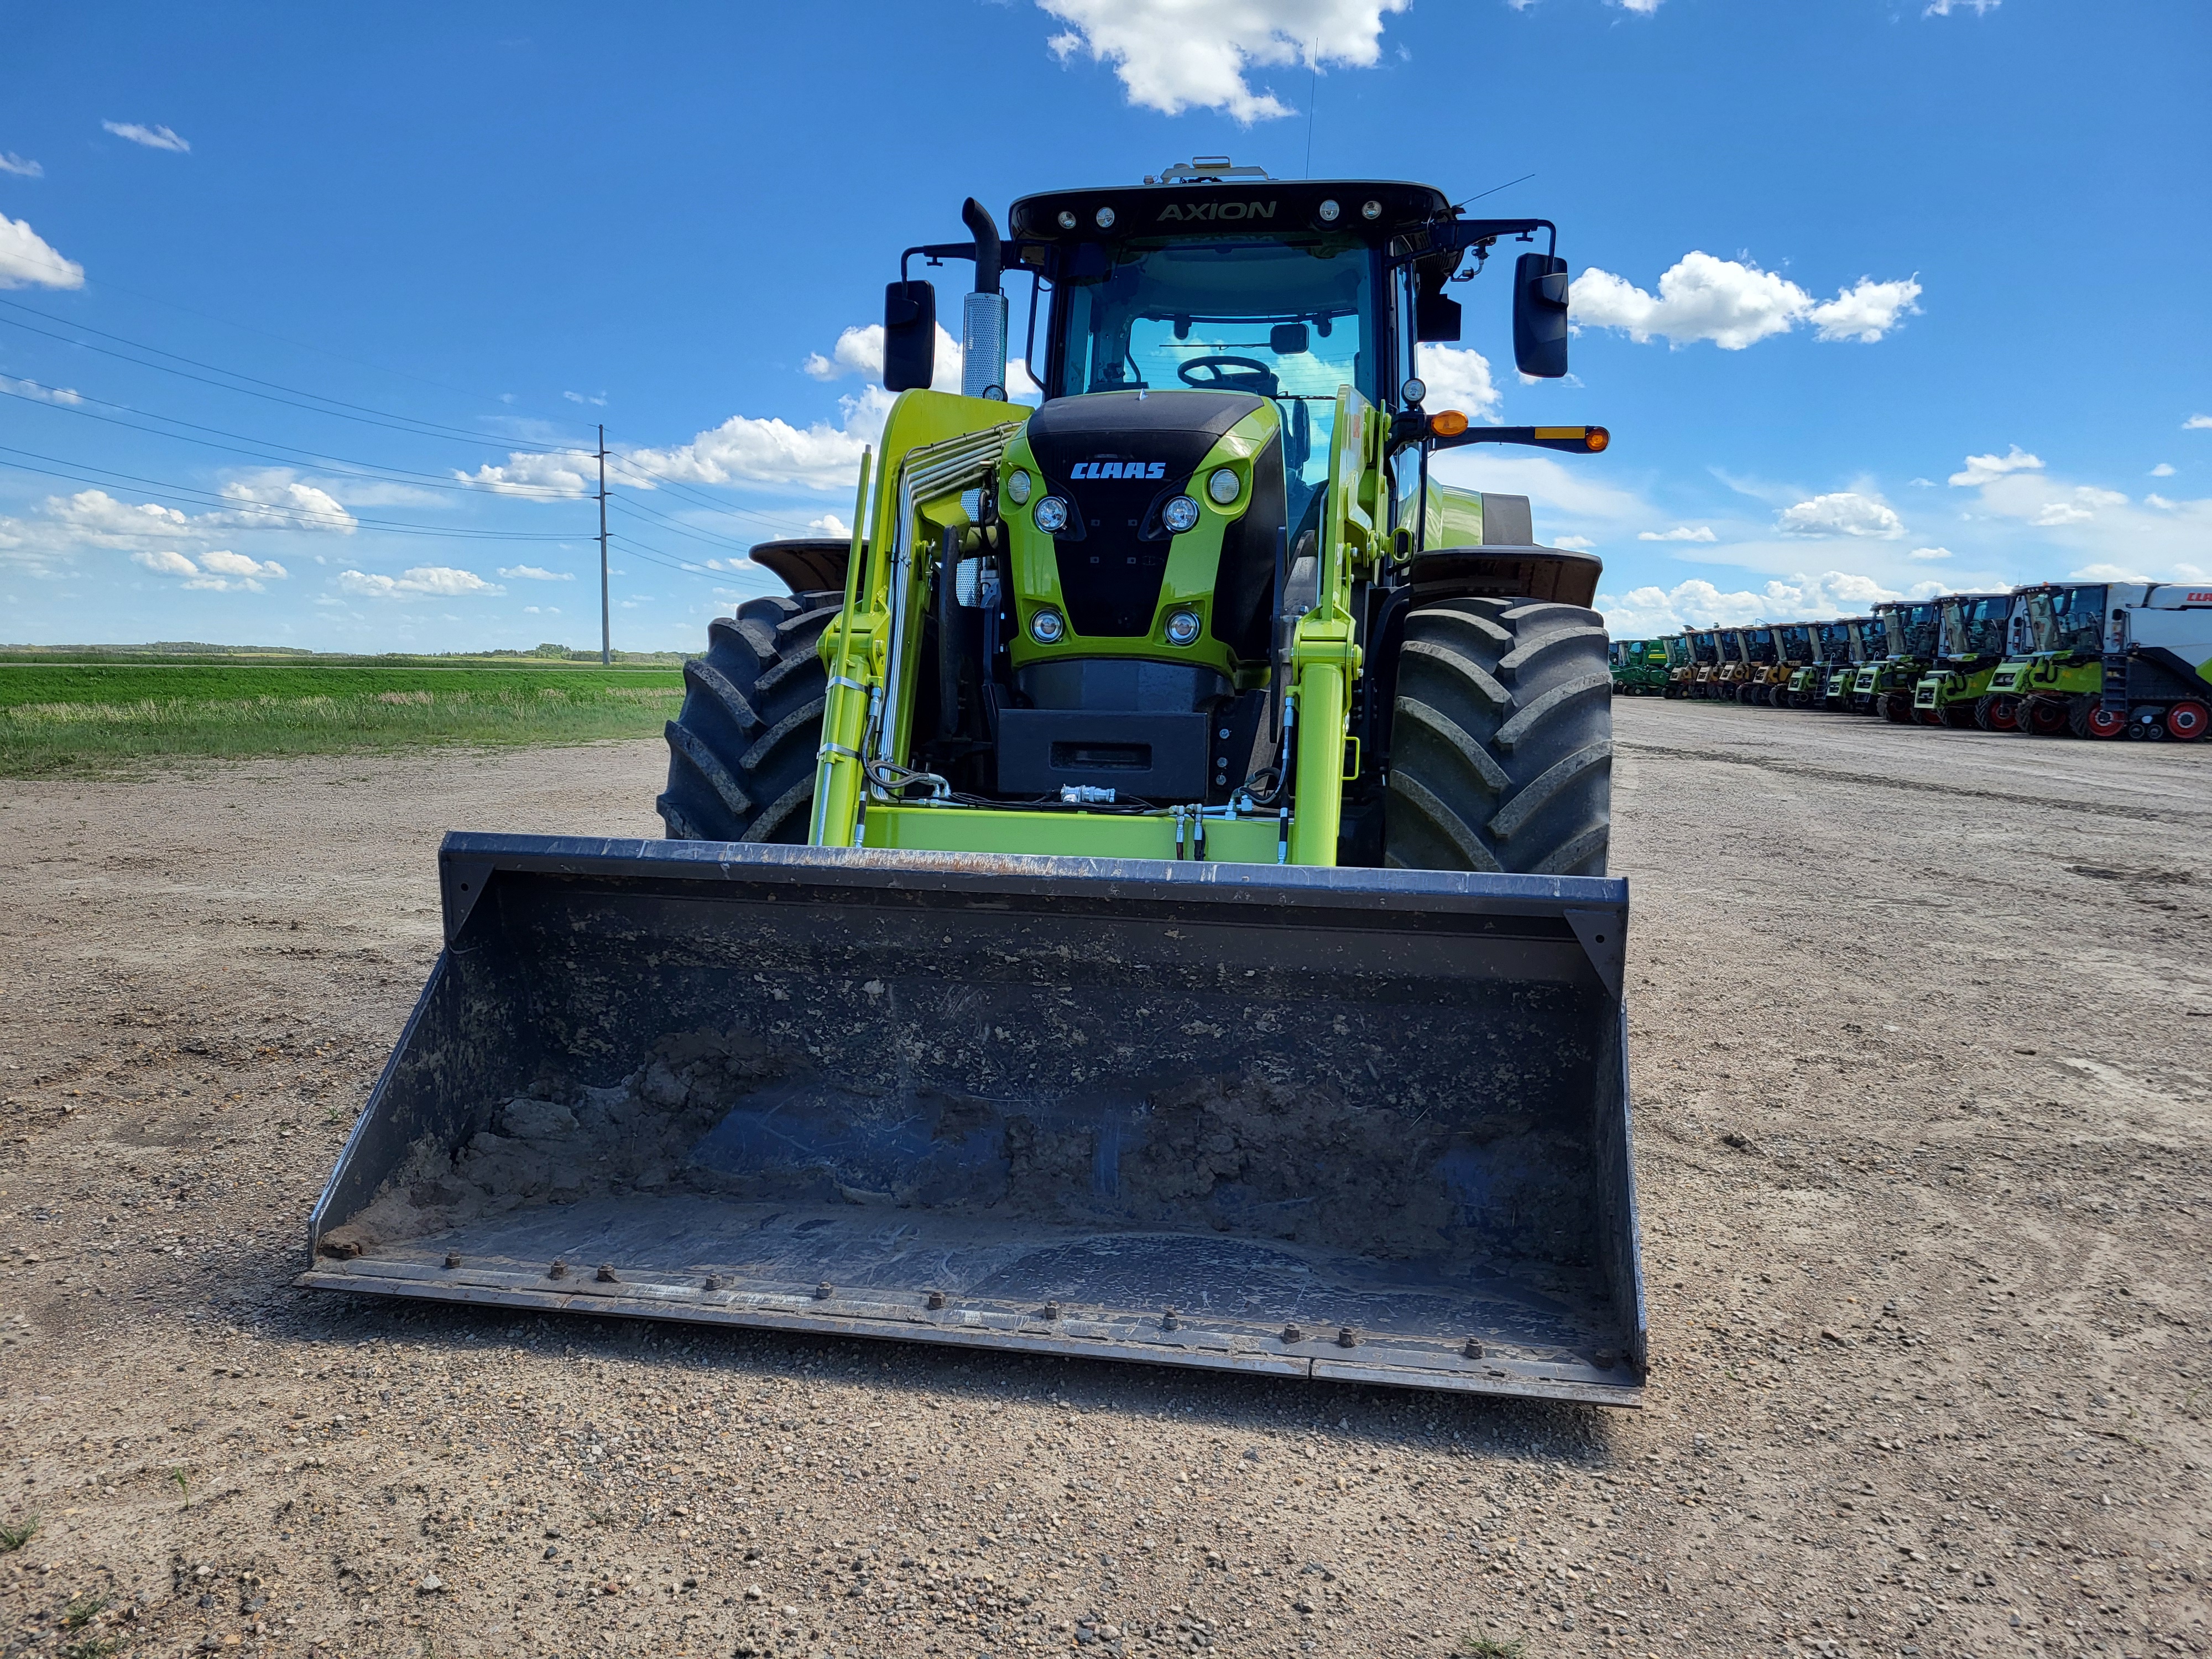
top-left (1361, 199), bottom-right (1383, 220)
top-left (1006, 469), bottom-right (1032, 506)
top-left (1164, 610), bottom-right (1202, 646)
top-left (1094, 206), bottom-right (1116, 229)
top-left (1317, 199), bottom-right (1340, 223)
top-left (1057, 210), bottom-right (1077, 230)
top-left (1029, 609), bottom-right (1066, 644)
top-left (1206, 467), bottom-right (1240, 505)
top-left (1161, 494), bottom-right (1201, 534)
top-left (1032, 495), bottom-right (1068, 533)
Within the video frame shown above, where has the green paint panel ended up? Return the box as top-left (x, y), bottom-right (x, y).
top-left (863, 805), bottom-right (1286, 864)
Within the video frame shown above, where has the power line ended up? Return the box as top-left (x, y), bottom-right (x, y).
top-left (0, 299), bottom-right (583, 455)
top-left (0, 446), bottom-right (581, 541)
top-left (0, 241), bottom-right (604, 432)
top-left (607, 494), bottom-right (776, 555)
top-left (0, 378), bottom-right (579, 498)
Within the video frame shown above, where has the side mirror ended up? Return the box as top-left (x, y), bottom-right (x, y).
top-left (883, 279), bottom-right (936, 394)
top-left (1512, 252), bottom-right (1569, 379)
top-left (1415, 268), bottom-right (1462, 343)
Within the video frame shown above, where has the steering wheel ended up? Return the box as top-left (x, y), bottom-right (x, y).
top-left (1177, 355), bottom-right (1281, 397)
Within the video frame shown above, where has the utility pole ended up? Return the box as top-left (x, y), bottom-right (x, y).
top-left (597, 424), bottom-right (611, 665)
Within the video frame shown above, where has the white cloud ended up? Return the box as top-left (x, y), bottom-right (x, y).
top-left (102, 121), bottom-right (189, 153)
top-left (2185, 415), bottom-right (2212, 431)
top-left (1947, 446), bottom-right (2042, 488)
top-left (337, 566), bottom-right (504, 599)
top-left (131, 547), bottom-right (288, 592)
top-left (1776, 492), bottom-right (1906, 539)
top-left (498, 565), bottom-right (573, 581)
top-left (1415, 343), bottom-right (1501, 420)
top-left (801, 321), bottom-right (965, 395)
top-left (807, 514), bottom-right (852, 539)
top-left (1571, 252), bottom-right (1921, 349)
top-left (562, 390), bottom-right (607, 406)
top-left (2146, 494), bottom-right (2177, 510)
top-left (2031, 487), bottom-right (2127, 528)
top-left (1804, 278), bottom-right (1927, 343)
top-left (1552, 534), bottom-right (1596, 552)
top-left (1, 375), bottom-right (82, 404)
top-left (45, 489), bottom-right (192, 546)
top-left (623, 388), bottom-right (890, 494)
top-left (0, 214), bottom-right (84, 290)
top-left (1907, 546), bottom-right (1953, 561)
top-left (1637, 525), bottom-right (1716, 543)
top-left (1595, 570), bottom-right (1916, 636)
top-left (0, 153), bottom-right (40, 179)
top-left (2150, 463), bottom-right (2176, 478)
top-left (1037, 0), bottom-right (1408, 123)
top-left (1924, 0), bottom-right (1999, 14)
top-left (458, 448), bottom-right (599, 497)
top-left (208, 473), bottom-right (357, 533)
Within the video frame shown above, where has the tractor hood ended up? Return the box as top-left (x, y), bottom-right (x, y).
top-left (1021, 389), bottom-right (1281, 644)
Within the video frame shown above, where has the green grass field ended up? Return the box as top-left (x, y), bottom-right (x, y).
top-left (0, 656), bottom-right (687, 777)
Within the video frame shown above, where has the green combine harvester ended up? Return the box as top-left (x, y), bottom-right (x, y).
top-left (305, 161), bottom-right (1646, 1404)
top-left (1660, 632), bottom-right (1695, 697)
top-left (1854, 597), bottom-right (1944, 719)
top-left (1785, 617), bottom-right (1862, 710)
top-left (1996, 580), bottom-right (2212, 740)
top-left (1610, 637), bottom-right (1670, 695)
top-left (1912, 591), bottom-right (2022, 728)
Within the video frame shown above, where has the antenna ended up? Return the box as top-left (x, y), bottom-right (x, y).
top-left (1451, 173), bottom-right (1538, 213)
top-left (1303, 41), bottom-right (1318, 179)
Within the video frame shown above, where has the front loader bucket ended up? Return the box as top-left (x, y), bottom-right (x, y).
top-left (303, 836), bottom-right (1644, 1405)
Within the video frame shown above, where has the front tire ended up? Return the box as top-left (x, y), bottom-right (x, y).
top-left (1384, 598), bottom-right (1612, 877)
top-left (656, 591), bottom-right (841, 843)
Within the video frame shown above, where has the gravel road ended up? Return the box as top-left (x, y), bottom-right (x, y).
top-left (2, 707), bottom-right (2208, 1659)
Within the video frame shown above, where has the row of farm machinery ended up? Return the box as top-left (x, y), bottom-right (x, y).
top-left (1609, 580), bottom-right (2212, 742)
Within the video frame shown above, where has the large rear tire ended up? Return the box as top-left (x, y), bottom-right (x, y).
top-left (1384, 597), bottom-right (1612, 877)
top-left (656, 591), bottom-right (842, 842)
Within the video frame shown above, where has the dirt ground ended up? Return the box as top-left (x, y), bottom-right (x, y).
top-left (3, 708), bottom-right (2208, 1659)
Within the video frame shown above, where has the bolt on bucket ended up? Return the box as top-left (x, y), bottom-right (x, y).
top-left (302, 833), bottom-right (1644, 1404)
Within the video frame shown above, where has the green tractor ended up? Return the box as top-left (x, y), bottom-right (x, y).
top-left (1854, 596), bottom-right (1944, 719)
top-left (1912, 591), bottom-right (2023, 728)
top-left (304, 161), bottom-right (1648, 1404)
top-left (1610, 636), bottom-right (1671, 695)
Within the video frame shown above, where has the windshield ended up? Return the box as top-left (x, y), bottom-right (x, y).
top-left (1815, 622), bottom-right (1851, 659)
top-left (1779, 624), bottom-right (1813, 657)
top-left (1896, 602), bottom-right (1942, 657)
top-left (1691, 630), bottom-right (1719, 663)
top-left (1962, 595), bottom-right (2011, 655)
top-left (2048, 585), bottom-right (2107, 655)
top-left (1052, 236), bottom-right (1377, 525)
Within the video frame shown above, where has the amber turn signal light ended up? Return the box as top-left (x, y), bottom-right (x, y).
top-left (1535, 425), bottom-right (1610, 452)
top-left (1427, 410), bottom-right (1469, 437)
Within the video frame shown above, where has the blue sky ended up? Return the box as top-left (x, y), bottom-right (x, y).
top-left (2, 0), bottom-right (2205, 650)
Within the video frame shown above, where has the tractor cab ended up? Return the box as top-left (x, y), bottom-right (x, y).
top-left (1937, 592), bottom-right (2016, 666)
top-left (1812, 619), bottom-right (1855, 663)
top-left (855, 163), bottom-right (1608, 822)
